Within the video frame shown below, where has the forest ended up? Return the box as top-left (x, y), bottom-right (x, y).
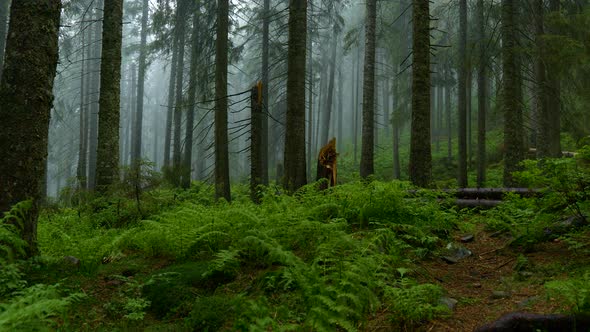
top-left (0, 0), bottom-right (590, 330)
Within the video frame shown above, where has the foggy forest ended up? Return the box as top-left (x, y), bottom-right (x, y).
top-left (1, 0), bottom-right (590, 330)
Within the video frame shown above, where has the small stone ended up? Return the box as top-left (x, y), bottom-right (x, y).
top-left (472, 282), bottom-right (482, 288)
top-left (439, 297), bottom-right (458, 311)
top-left (518, 271), bottom-right (534, 278)
top-left (63, 256), bottom-right (80, 267)
top-left (441, 243), bottom-right (472, 264)
top-left (492, 290), bottom-right (510, 299)
top-left (461, 234), bottom-right (475, 243)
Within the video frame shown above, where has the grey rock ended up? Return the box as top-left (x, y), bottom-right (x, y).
top-left (461, 234), bottom-right (475, 243)
top-left (441, 243), bottom-right (472, 264)
top-left (63, 256), bottom-right (80, 267)
top-left (439, 297), bottom-right (458, 311)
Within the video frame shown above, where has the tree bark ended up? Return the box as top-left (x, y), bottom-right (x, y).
top-left (409, 0), bottom-right (432, 187)
top-left (502, 0), bottom-right (524, 187)
top-left (78, 19), bottom-right (88, 189)
top-left (306, 0), bottom-right (313, 181)
top-left (321, 23), bottom-right (338, 147)
top-left (360, 0), bottom-right (376, 179)
top-left (96, 0), bottom-right (123, 192)
top-left (88, 2), bottom-right (103, 190)
top-left (183, 7), bottom-right (200, 189)
top-left (132, 0), bottom-right (149, 168)
top-left (544, 0), bottom-right (561, 158)
top-left (283, 0), bottom-right (308, 192)
top-left (164, 30), bottom-right (178, 169)
top-left (261, 0), bottom-right (270, 185)
top-left (477, 0), bottom-right (487, 187)
top-left (458, 0), bottom-right (468, 187)
top-left (172, 0), bottom-right (187, 186)
top-left (251, 84), bottom-right (263, 202)
top-left (215, 0), bottom-right (231, 200)
top-left (0, 0), bottom-right (61, 255)
top-left (0, 0), bottom-right (11, 81)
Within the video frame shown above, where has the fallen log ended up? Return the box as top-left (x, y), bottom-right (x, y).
top-left (408, 188), bottom-right (542, 200)
top-left (455, 199), bottom-right (502, 209)
top-left (475, 312), bottom-right (590, 332)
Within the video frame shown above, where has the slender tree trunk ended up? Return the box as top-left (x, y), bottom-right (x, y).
top-left (0, 0), bottom-right (61, 255)
top-left (78, 21), bottom-right (88, 189)
top-left (354, 39), bottom-right (361, 166)
top-left (337, 60), bottom-right (343, 151)
top-left (126, 63), bottom-right (136, 166)
top-left (360, 0), bottom-right (376, 179)
top-left (0, 0), bottom-right (11, 81)
top-left (467, 65), bottom-right (473, 168)
top-left (393, 68), bottom-right (401, 179)
top-left (261, 0), bottom-right (270, 185)
top-left (477, 0), bottom-right (487, 187)
top-left (306, 0), bottom-right (313, 181)
top-left (446, 66), bottom-right (452, 163)
top-left (172, 1), bottom-right (187, 186)
top-left (320, 23), bottom-right (338, 147)
top-left (545, 0), bottom-right (561, 157)
top-left (215, 0), bottom-right (231, 200)
top-left (183, 7), bottom-right (201, 189)
top-left (164, 33), bottom-right (178, 169)
top-left (88, 3), bottom-right (102, 190)
top-left (283, 0), bottom-right (308, 192)
top-left (251, 84), bottom-right (263, 202)
top-left (409, 0), bottom-right (431, 187)
top-left (502, 0), bottom-right (524, 186)
top-left (132, 0), bottom-right (149, 168)
top-left (534, 0), bottom-right (548, 159)
top-left (96, 0), bottom-right (123, 192)
top-left (458, 0), bottom-right (468, 187)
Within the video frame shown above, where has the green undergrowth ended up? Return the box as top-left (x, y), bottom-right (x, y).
top-left (31, 181), bottom-right (457, 331)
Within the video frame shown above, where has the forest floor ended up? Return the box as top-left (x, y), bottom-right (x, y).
top-left (374, 224), bottom-right (583, 332)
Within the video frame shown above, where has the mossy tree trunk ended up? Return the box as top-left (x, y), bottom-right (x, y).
top-left (283, 0), bottom-right (308, 192)
top-left (360, 0), bottom-right (376, 179)
top-left (96, 0), bottom-right (123, 192)
top-left (215, 0), bottom-right (231, 201)
top-left (164, 32), bottom-right (178, 169)
top-left (321, 22), bottom-right (338, 147)
top-left (544, 0), bottom-right (561, 158)
top-left (0, 0), bottom-right (61, 255)
top-left (501, 0), bottom-right (524, 187)
top-left (88, 2), bottom-right (103, 190)
top-left (409, 0), bottom-right (432, 187)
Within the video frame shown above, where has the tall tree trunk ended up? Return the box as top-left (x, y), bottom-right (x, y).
top-left (0, 0), bottom-right (10, 81)
top-left (457, 0), bottom-right (468, 187)
top-left (164, 33), bottom-right (178, 169)
top-left (261, 0), bottom-right (270, 185)
top-left (183, 7), bottom-right (200, 189)
top-left (96, 0), bottom-right (123, 192)
top-left (383, 71), bottom-right (390, 140)
top-left (360, 0), bottom-right (376, 179)
top-left (283, 0), bottom-right (308, 192)
top-left (0, 0), bottom-right (61, 255)
top-left (337, 60), bottom-right (343, 151)
top-left (534, 0), bottom-right (549, 159)
top-left (126, 62), bottom-right (136, 166)
top-left (544, 0), bottom-right (561, 157)
top-left (321, 23), bottom-right (338, 147)
top-left (132, 0), bottom-right (149, 167)
top-left (306, 0), bottom-right (313, 181)
top-left (409, 0), bottom-right (431, 187)
top-left (172, 1), bottom-right (187, 186)
top-left (477, 0), bottom-right (487, 187)
top-left (88, 3), bottom-right (103, 190)
top-left (446, 66), bottom-right (452, 163)
top-left (250, 84), bottom-right (263, 202)
top-left (502, 0), bottom-right (524, 186)
top-left (393, 68), bottom-right (401, 180)
top-left (78, 21), bottom-right (88, 189)
top-left (215, 0), bottom-right (231, 200)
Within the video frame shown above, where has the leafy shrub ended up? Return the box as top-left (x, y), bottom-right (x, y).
top-left (545, 272), bottom-right (590, 314)
top-left (384, 279), bottom-right (449, 328)
top-left (185, 295), bottom-right (235, 331)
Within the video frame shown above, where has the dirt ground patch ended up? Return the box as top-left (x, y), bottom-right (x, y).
top-left (419, 225), bottom-right (581, 331)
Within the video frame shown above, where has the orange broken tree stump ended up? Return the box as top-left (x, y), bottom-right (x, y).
top-left (316, 138), bottom-right (338, 190)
